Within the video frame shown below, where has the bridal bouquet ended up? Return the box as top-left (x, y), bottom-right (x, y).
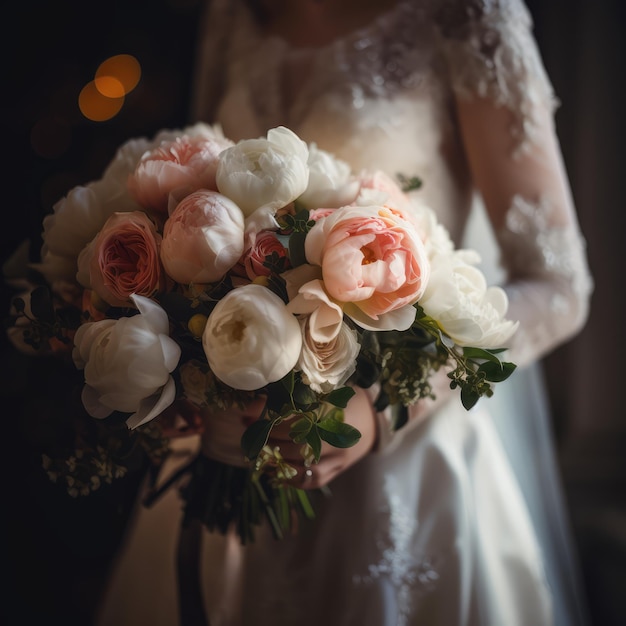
top-left (5, 123), bottom-right (517, 542)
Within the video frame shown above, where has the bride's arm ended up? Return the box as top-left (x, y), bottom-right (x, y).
top-left (455, 97), bottom-right (593, 367)
top-left (434, 0), bottom-right (593, 368)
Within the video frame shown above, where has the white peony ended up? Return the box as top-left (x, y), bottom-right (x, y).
top-left (216, 126), bottom-right (309, 233)
top-left (202, 284), bottom-right (302, 391)
top-left (72, 294), bottom-right (181, 429)
top-left (420, 249), bottom-right (519, 348)
top-left (298, 143), bottom-right (359, 210)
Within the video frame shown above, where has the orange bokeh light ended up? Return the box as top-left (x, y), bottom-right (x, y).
top-left (96, 54), bottom-right (141, 96)
top-left (94, 75), bottom-right (126, 99)
top-left (79, 81), bottom-right (124, 122)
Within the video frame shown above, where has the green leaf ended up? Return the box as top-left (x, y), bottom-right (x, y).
top-left (288, 231), bottom-right (309, 267)
top-left (305, 428), bottom-right (323, 461)
top-left (478, 361), bottom-right (517, 382)
top-left (460, 386), bottom-right (480, 411)
top-left (324, 386), bottom-right (356, 408)
top-left (30, 286), bottom-right (55, 322)
top-left (317, 418), bottom-right (362, 448)
top-left (462, 346), bottom-right (503, 364)
top-left (292, 381), bottom-right (318, 407)
top-left (290, 417), bottom-right (312, 444)
top-left (280, 370), bottom-right (296, 395)
top-left (241, 419), bottom-right (274, 460)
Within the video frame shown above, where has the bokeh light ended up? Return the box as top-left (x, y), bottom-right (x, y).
top-left (95, 54), bottom-right (141, 96)
top-left (94, 75), bottom-right (126, 99)
top-left (78, 81), bottom-right (124, 122)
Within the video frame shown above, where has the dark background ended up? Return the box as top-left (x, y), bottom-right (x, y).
top-left (2, 1), bottom-right (625, 625)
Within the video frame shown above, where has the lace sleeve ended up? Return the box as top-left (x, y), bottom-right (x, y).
top-left (434, 0), bottom-right (558, 156)
top-left (435, 0), bottom-right (594, 367)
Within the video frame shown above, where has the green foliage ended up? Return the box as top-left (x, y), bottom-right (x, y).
top-left (10, 285), bottom-right (84, 350)
top-left (397, 173), bottom-right (423, 192)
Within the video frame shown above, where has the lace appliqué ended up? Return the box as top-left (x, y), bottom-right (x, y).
top-left (434, 0), bottom-right (559, 155)
top-left (330, 2), bottom-right (431, 102)
top-left (352, 475), bottom-right (442, 625)
top-left (239, 1), bottom-right (440, 131)
top-left (497, 195), bottom-right (594, 364)
top-left (500, 195), bottom-right (593, 303)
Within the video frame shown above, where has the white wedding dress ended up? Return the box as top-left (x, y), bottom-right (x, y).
top-left (96, 1), bottom-right (594, 625)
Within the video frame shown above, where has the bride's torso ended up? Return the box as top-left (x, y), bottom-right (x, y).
top-left (206, 0), bottom-right (475, 242)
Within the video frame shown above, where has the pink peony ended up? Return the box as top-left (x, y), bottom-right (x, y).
top-left (128, 132), bottom-right (234, 215)
top-left (160, 190), bottom-right (245, 284)
top-left (304, 205), bottom-right (430, 331)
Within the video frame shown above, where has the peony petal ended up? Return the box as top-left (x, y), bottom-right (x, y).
top-left (344, 302), bottom-right (417, 331)
top-left (126, 376), bottom-right (177, 429)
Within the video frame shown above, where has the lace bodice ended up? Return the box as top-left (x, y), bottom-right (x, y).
top-left (191, 0), bottom-right (593, 368)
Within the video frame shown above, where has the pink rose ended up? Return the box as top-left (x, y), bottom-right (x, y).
top-left (304, 205), bottom-right (430, 331)
top-left (78, 211), bottom-right (164, 307)
top-left (160, 190), bottom-right (245, 284)
top-left (243, 231), bottom-right (290, 280)
top-left (128, 132), bottom-right (234, 215)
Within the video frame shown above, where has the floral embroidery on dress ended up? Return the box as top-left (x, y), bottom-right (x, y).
top-left (352, 474), bottom-right (443, 625)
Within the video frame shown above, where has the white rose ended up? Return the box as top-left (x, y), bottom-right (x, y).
top-left (202, 284), bottom-right (302, 391)
top-left (216, 126), bottom-right (309, 233)
top-left (298, 143), bottom-right (359, 209)
top-left (72, 294), bottom-right (181, 429)
top-left (420, 250), bottom-right (519, 348)
top-left (297, 319), bottom-right (360, 394)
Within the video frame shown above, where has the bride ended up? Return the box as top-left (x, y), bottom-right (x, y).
top-left (96, 1), bottom-right (594, 624)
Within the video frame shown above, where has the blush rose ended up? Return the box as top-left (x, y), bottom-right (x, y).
top-left (77, 211), bottom-right (164, 308)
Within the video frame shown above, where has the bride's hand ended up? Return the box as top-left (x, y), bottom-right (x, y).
top-left (269, 385), bottom-right (378, 490)
top-left (199, 386), bottom-right (378, 489)
top-left (158, 397), bottom-right (206, 439)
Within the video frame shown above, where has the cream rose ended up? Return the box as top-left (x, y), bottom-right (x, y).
top-left (77, 211), bottom-right (164, 308)
top-left (160, 190), bottom-right (245, 284)
top-left (297, 319), bottom-right (360, 394)
top-left (420, 249), bottom-right (519, 348)
top-left (305, 205), bottom-right (430, 331)
top-left (216, 126), bottom-right (309, 233)
top-left (286, 278), bottom-right (344, 343)
top-left (202, 284), bottom-right (302, 390)
top-left (72, 294), bottom-right (181, 429)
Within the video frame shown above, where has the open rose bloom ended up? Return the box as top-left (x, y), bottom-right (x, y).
top-left (6, 123), bottom-right (518, 524)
